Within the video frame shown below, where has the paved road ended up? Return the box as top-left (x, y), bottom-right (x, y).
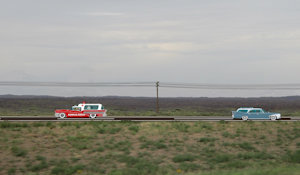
top-left (1, 116), bottom-right (300, 121)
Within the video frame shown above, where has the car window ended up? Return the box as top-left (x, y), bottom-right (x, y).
top-left (237, 110), bottom-right (248, 113)
top-left (249, 110), bottom-right (263, 113)
top-left (84, 105), bottom-right (99, 110)
top-left (72, 106), bottom-right (81, 111)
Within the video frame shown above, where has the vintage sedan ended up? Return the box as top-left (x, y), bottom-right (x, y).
top-left (232, 107), bottom-right (281, 120)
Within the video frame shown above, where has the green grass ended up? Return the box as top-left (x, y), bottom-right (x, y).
top-left (50, 159), bottom-right (85, 175)
top-left (198, 137), bottom-right (218, 143)
top-left (188, 165), bottom-right (300, 175)
top-left (179, 162), bottom-right (201, 171)
top-left (173, 154), bottom-right (197, 162)
top-left (140, 139), bottom-right (167, 150)
top-left (128, 125), bottom-right (139, 133)
top-left (238, 142), bottom-right (256, 151)
top-left (210, 154), bottom-right (233, 163)
top-left (288, 150), bottom-right (300, 163)
top-left (29, 156), bottom-right (48, 172)
top-left (11, 146), bottom-right (27, 157)
top-left (0, 121), bottom-right (300, 175)
top-left (237, 152), bottom-right (274, 160)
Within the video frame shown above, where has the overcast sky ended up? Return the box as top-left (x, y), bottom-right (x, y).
top-left (0, 0), bottom-right (300, 97)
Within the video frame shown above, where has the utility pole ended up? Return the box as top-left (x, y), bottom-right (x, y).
top-left (156, 81), bottom-right (159, 113)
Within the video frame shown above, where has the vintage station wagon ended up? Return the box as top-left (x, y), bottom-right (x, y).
top-left (55, 102), bottom-right (107, 119)
top-left (232, 107), bottom-right (281, 120)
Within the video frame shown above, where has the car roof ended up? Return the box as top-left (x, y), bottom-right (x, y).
top-left (79, 103), bottom-right (102, 105)
top-left (237, 107), bottom-right (253, 110)
top-left (237, 107), bottom-right (262, 110)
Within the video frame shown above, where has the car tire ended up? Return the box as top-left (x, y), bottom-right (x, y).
top-left (90, 114), bottom-right (97, 119)
top-left (242, 116), bottom-right (248, 121)
top-left (59, 113), bottom-right (66, 119)
top-left (270, 115), bottom-right (277, 121)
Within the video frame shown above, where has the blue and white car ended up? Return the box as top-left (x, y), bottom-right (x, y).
top-left (232, 107), bottom-right (281, 121)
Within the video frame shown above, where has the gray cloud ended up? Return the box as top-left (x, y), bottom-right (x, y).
top-left (0, 0), bottom-right (300, 96)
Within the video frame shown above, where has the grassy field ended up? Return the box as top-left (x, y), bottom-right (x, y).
top-left (0, 121), bottom-right (299, 175)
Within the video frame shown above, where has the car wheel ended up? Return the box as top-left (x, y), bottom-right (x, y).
top-left (270, 115), bottom-right (277, 121)
top-left (242, 116), bottom-right (248, 121)
top-left (90, 114), bottom-right (97, 119)
top-left (59, 113), bottom-right (66, 119)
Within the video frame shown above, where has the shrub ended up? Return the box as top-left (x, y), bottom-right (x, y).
top-left (97, 126), bottom-right (122, 134)
top-left (7, 168), bottom-right (16, 175)
top-left (260, 135), bottom-right (266, 140)
top-left (219, 120), bottom-right (227, 124)
top-left (30, 155), bottom-right (48, 171)
top-left (0, 122), bottom-right (28, 128)
top-left (118, 155), bottom-right (140, 166)
top-left (173, 122), bottom-right (190, 132)
top-left (222, 131), bottom-right (231, 138)
top-left (211, 154), bottom-right (232, 163)
top-left (288, 150), bottom-right (300, 163)
top-left (115, 155), bottom-right (159, 175)
top-left (51, 165), bottom-right (84, 175)
top-left (66, 135), bottom-right (94, 150)
top-left (46, 121), bottom-right (53, 127)
top-left (11, 146), bottom-right (27, 157)
top-left (96, 146), bottom-right (105, 152)
top-left (238, 142), bottom-right (256, 151)
top-left (179, 162), bottom-right (201, 171)
top-left (237, 152), bottom-right (274, 160)
top-left (200, 123), bottom-right (213, 130)
top-left (201, 147), bottom-right (216, 158)
top-left (59, 122), bottom-right (73, 127)
top-left (198, 137), bottom-right (218, 143)
top-left (223, 160), bottom-right (247, 169)
top-left (113, 140), bottom-right (132, 153)
top-left (140, 140), bottom-right (167, 150)
top-left (33, 122), bottom-right (45, 127)
top-left (128, 125), bottom-right (139, 133)
top-left (173, 154), bottom-right (196, 163)
top-left (108, 127), bottom-right (122, 134)
top-left (50, 159), bottom-right (84, 175)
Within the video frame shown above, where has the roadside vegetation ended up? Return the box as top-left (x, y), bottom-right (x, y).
top-left (1, 95), bottom-right (300, 116)
top-left (0, 121), bottom-right (299, 174)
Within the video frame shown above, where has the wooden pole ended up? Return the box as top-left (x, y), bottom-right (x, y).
top-left (156, 81), bottom-right (159, 113)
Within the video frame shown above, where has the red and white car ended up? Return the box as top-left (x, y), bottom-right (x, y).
top-left (55, 102), bottom-right (107, 119)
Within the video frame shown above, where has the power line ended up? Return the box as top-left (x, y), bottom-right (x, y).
top-left (0, 81), bottom-right (300, 90)
top-left (159, 85), bottom-right (300, 90)
top-left (160, 82), bottom-right (300, 90)
top-left (0, 81), bottom-right (156, 87)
